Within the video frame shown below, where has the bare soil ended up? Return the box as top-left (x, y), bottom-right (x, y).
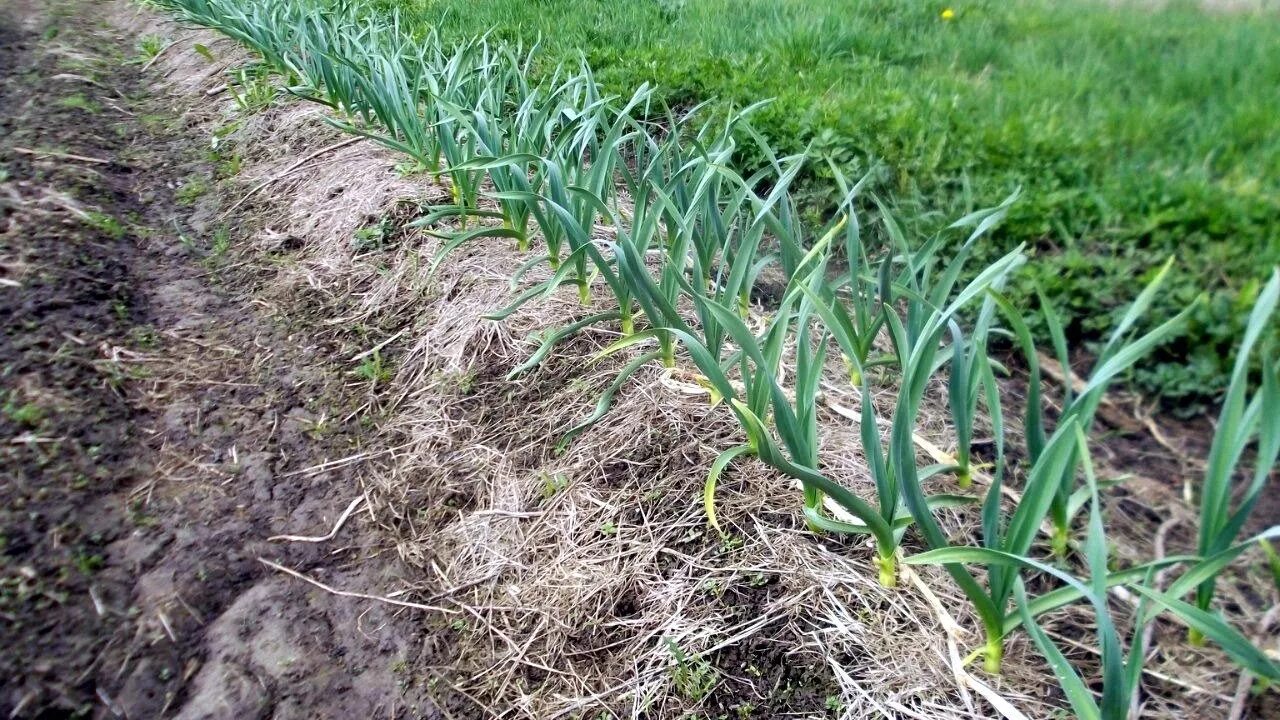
top-left (0, 3), bottom-right (443, 717)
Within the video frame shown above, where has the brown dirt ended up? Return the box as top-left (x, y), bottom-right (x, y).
top-left (0, 3), bottom-right (444, 718)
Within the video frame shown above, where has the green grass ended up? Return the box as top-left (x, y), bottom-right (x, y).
top-left (380, 0), bottom-right (1280, 410)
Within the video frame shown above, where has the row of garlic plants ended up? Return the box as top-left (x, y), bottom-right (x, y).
top-left (147, 0), bottom-right (1280, 713)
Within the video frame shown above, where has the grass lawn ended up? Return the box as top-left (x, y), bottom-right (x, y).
top-left (381, 0), bottom-right (1280, 410)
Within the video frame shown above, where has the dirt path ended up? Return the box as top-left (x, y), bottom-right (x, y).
top-left (0, 3), bottom-right (440, 718)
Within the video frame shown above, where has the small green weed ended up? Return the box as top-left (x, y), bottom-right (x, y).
top-left (229, 65), bottom-right (276, 113)
top-left (665, 638), bottom-right (717, 703)
top-left (134, 34), bottom-right (170, 63)
top-left (83, 211), bottom-right (126, 239)
top-left (217, 152), bottom-right (243, 178)
top-left (352, 217), bottom-right (393, 252)
top-left (131, 326), bottom-right (159, 348)
top-left (137, 113), bottom-right (175, 132)
top-left (209, 225), bottom-right (231, 259)
top-left (717, 534), bottom-right (743, 554)
top-left (393, 158), bottom-right (431, 177)
top-left (73, 553), bottom-right (104, 576)
top-left (539, 471), bottom-right (568, 500)
top-left (56, 94), bottom-right (98, 113)
top-left (175, 176), bottom-right (211, 206)
top-left (699, 578), bottom-right (724, 598)
top-left (453, 370), bottom-right (476, 394)
top-left (3, 396), bottom-right (44, 428)
top-left (354, 349), bottom-right (393, 385)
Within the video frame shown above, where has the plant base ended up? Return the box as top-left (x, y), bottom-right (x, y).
top-left (876, 555), bottom-right (897, 588)
top-left (1187, 628), bottom-right (1205, 647)
top-left (1051, 525), bottom-right (1070, 559)
top-left (983, 637), bottom-right (1003, 674)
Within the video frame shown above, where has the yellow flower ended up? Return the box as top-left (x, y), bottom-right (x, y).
top-left (941, 7), bottom-right (956, 20)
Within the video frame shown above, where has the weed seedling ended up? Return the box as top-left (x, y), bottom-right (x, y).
top-left (209, 226), bottom-right (231, 260)
top-left (352, 217), bottom-right (394, 252)
top-left (354, 350), bottom-right (392, 385)
top-left (228, 65), bottom-right (276, 113)
top-left (57, 94), bottom-right (98, 113)
top-left (394, 159), bottom-right (431, 177)
top-left (84, 212), bottom-right (126, 239)
top-left (135, 34), bottom-right (170, 63)
top-left (3, 397), bottom-right (44, 428)
top-left (539, 471), bottom-right (568, 500)
top-left (665, 639), bottom-right (717, 702)
top-left (175, 176), bottom-right (211, 206)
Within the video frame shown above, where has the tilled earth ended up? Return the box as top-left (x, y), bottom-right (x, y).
top-left (0, 2), bottom-right (443, 717)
